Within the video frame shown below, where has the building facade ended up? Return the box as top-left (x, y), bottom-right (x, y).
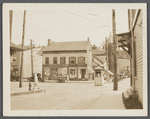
top-left (117, 9), bottom-right (144, 105)
top-left (41, 39), bottom-right (93, 81)
top-left (128, 9), bottom-right (143, 105)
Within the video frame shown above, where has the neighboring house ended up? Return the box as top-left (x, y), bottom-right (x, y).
top-left (10, 41), bottom-right (24, 80)
top-left (10, 43), bottom-right (42, 79)
top-left (41, 39), bottom-right (94, 81)
top-left (23, 48), bottom-right (42, 78)
top-left (117, 9), bottom-right (143, 105)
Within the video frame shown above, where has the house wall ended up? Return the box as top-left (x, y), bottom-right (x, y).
top-left (42, 53), bottom-right (87, 65)
top-left (23, 48), bottom-right (42, 78)
top-left (133, 10), bottom-right (143, 104)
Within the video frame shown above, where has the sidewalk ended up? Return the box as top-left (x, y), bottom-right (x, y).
top-left (11, 82), bottom-right (45, 96)
top-left (87, 78), bottom-right (130, 109)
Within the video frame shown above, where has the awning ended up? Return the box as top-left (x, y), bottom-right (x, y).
top-left (116, 31), bottom-right (131, 55)
top-left (87, 67), bottom-right (94, 73)
top-left (94, 66), bottom-right (103, 70)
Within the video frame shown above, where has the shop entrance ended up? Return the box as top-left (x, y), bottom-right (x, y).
top-left (81, 69), bottom-right (86, 78)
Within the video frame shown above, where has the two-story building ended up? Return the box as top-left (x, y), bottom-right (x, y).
top-left (41, 39), bottom-right (94, 81)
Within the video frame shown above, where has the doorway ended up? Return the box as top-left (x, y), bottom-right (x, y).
top-left (81, 69), bottom-right (86, 78)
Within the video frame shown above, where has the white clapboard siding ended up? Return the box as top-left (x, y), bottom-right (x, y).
top-left (134, 10), bottom-right (143, 104)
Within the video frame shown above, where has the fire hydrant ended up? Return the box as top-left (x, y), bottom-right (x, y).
top-left (29, 82), bottom-right (32, 91)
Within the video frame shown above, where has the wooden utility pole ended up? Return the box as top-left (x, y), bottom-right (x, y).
top-left (9, 10), bottom-right (13, 41)
top-left (112, 9), bottom-right (118, 90)
top-left (105, 37), bottom-right (109, 82)
top-left (19, 10), bottom-right (26, 88)
top-left (29, 39), bottom-right (34, 77)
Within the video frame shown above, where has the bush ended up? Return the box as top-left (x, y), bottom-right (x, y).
top-left (122, 88), bottom-right (143, 109)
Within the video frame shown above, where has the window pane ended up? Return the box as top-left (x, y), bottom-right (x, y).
top-left (70, 69), bottom-right (76, 76)
top-left (70, 57), bottom-right (76, 64)
top-left (79, 57), bottom-right (85, 64)
top-left (45, 57), bottom-right (49, 64)
top-left (54, 57), bottom-right (57, 64)
top-left (60, 57), bottom-right (65, 64)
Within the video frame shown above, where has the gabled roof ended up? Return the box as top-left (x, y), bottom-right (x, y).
top-left (37, 46), bottom-right (45, 55)
top-left (92, 48), bottom-right (106, 55)
top-left (10, 41), bottom-right (25, 51)
top-left (42, 41), bottom-right (90, 52)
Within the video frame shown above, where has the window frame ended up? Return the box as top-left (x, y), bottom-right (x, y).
top-left (78, 57), bottom-right (85, 64)
top-left (53, 57), bottom-right (57, 64)
top-left (45, 57), bottom-right (49, 64)
top-left (69, 57), bottom-right (76, 65)
top-left (60, 57), bottom-right (66, 64)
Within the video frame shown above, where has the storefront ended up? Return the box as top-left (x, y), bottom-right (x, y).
top-left (43, 66), bottom-right (68, 80)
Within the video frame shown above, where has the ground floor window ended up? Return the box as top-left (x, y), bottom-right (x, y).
top-left (69, 68), bottom-right (76, 77)
top-left (58, 67), bottom-right (67, 77)
top-left (43, 67), bottom-right (50, 80)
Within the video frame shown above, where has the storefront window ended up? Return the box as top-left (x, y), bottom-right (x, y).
top-left (58, 68), bottom-right (67, 77)
top-left (70, 69), bottom-right (76, 76)
top-left (60, 57), bottom-right (66, 64)
top-left (53, 57), bottom-right (57, 64)
top-left (69, 57), bottom-right (76, 65)
top-left (78, 57), bottom-right (85, 64)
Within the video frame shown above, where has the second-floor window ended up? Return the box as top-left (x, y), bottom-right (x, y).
top-left (78, 57), bottom-right (85, 64)
top-left (69, 57), bottom-right (76, 65)
top-left (45, 57), bottom-right (49, 64)
top-left (12, 55), bottom-right (17, 62)
top-left (53, 57), bottom-right (57, 64)
top-left (60, 57), bottom-right (66, 64)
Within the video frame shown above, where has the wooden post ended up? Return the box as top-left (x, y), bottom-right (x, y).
top-left (105, 37), bottom-right (109, 82)
top-left (30, 39), bottom-right (34, 77)
top-left (112, 9), bottom-right (118, 90)
top-left (9, 10), bottom-right (13, 41)
top-left (19, 10), bottom-right (26, 88)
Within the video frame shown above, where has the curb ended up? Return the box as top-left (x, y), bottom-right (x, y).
top-left (11, 89), bottom-right (46, 97)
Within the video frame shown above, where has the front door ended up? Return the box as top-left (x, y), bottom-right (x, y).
top-left (82, 69), bottom-right (86, 78)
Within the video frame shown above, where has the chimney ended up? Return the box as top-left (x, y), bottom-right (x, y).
top-left (48, 39), bottom-right (51, 46)
top-left (87, 37), bottom-right (89, 41)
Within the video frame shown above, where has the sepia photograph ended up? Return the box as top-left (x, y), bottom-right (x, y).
top-left (3, 3), bottom-right (147, 116)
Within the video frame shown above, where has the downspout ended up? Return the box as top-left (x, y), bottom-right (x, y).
top-left (130, 10), bottom-right (135, 91)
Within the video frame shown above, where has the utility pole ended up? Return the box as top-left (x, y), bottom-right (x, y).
top-left (105, 37), bottom-right (109, 82)
top-left (29, 39), bottom-right (35, 77)
top-left (112, 9), bottom-right (118, 90)
top-left (9, 10), bottom-right (13, 41)
top-left (20, 10), bottom-right (26, 88)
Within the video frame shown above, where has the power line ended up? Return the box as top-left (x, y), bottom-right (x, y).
top-left (62, 10), bottom-right (110, 26)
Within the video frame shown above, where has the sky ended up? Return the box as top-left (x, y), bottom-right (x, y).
top-left (10, 4), bottom-right (129, 47)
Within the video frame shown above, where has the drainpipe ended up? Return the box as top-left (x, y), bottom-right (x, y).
top-left (130, 10), bottom-right (135, 91)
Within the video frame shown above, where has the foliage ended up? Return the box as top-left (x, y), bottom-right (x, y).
top-left (122, 87), bottom-right (143, 109)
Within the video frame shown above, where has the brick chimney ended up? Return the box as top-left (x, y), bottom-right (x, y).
top-left (48, 39), bottom-right (51, 46)
top-left (87, 37), bottom-right (89, 41)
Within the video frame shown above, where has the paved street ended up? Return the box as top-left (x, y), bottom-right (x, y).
top-left (11, 78), bottom-right (130, 110)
